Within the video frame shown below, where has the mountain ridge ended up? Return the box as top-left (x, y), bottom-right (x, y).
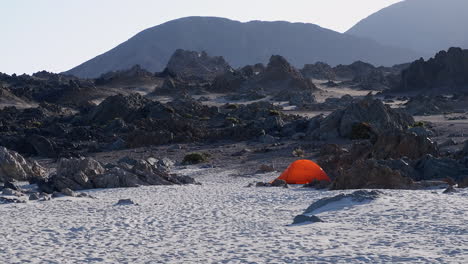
top-left (66, 16), bottom-right (422, 78)
top-left (346, 0), bottom-right (468, 55)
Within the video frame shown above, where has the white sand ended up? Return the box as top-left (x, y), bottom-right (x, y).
top-left (1, 167), bottom-right (467, 263)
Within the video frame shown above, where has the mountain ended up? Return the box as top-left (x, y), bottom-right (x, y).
top-left (66, 17), bottom-right (422, 78)
top-left (347, 0), bottom-right (468, 55)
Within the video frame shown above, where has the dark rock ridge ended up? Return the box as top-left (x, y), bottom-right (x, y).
top-left (301, 62), bottom-right (336, 80)
top-left (166, 49), bottom-right (232, 81)
top-left (39, 156), bottom-right (195, 192)
top-left (0, 71), bottom-right (98, 106)
top-left (211, 55), bottom-right (318, 107)
top-left (95, 65), bottom-right (157, 86)
top-left (300, 61), bottom-right (407, 91)
top-left (65, 16), bottom-right (422, 78)
top-left (0, 93), bottom-right (307, 157)
top-left (395, 47), bottom-right (468, 92)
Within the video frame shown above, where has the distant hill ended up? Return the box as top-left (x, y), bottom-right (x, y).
top-left (66, 17), bottom-right (422, 78)
top-left (347, 0), bottom-right (468, 55)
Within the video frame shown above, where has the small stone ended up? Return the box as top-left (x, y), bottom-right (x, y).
top-left (115, 199), bottom-right (137, 206)
top-left (443, 186), bottom-right (457, 194)
top-left (61, 188), bottom-right (77, 197)
top-left (2, 188), bottom-right (19, 196)
top-left (52, 192), bottom-right (65, 198)
top-left (292, 215), bottom-right (323, 225)
top-left (3, 181), bottom-right (21, 191)
top-left (29, 193), bottom-right (40, 200)
top-left (271, 179), bottom-right (288, 187)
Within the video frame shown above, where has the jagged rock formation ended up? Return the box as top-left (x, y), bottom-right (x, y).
top-left (309, 96), bottom-right (414, 140)
top-left (300, 62), bottom-right (336, 80)
top-left (0, 71), bottom-right (97, 106)
top-left (404, 95), bottom-right (454, 115)
top-left (396, 48), bottom-right (468, 92)
top-left (0, 147), bottom-right (46, 182)
top-left (166, 49), bottom-right (232, 81)
top-left (211, 55), bottom-right (318, 107)
top-left (94, 65), bottom-right (157, 86)
top-left (39, 156), bottom-right (195, 192)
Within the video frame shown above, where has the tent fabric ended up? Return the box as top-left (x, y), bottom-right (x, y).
top-left (276, 160), bottom-right (330, 184)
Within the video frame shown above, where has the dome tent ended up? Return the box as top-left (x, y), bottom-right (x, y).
top-left (276, 160), bottom-right (330, 184)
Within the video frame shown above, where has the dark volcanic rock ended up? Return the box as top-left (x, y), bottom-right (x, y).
top-left (333, 61), bottom-right (376, 80)
top-left (301, 62), bottom-right (336, 80)
top-left (41, 157), bottom-right (196, 192)
top-left (331, 160), bottom-right (413, 190)
top-left (309, 96), bottom-right (414, 140)
top-left (87, 94), bottom-right (149, 124)
top-left (372, 131), bottom-right (439, 160)
top-left (95, 65), bottom-right (157, 86)
top-left (166, 49), bottom-right (232, 81)
top-left (292, 215), bottom-right (323, 224)
top-left (413, 154), bottom-right (468, 182)
top-left (396, 47), bottom-right (468, 92)
top-left (404, 95), bottom-right (453, 115)
top-left (257, 55), bottom-right (318, 93)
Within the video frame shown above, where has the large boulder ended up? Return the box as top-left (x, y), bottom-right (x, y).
top-left (331, 160), bottom-right (413, 190)
top-left (87, 94), bottom-right (149, 124)
top-left (51, 157), bottom-right (106, 190)
top-left (333, 61), bottom-right (376, 80)
top-left (404, 95), bottom-right (453, 115)
top-left (256, 55), bottom-right (318, 93)
top-left (310, 96), bottom-right (414, 139)
top-left (0, 147), bottom-right (46, 182)
top-left (413, 155), bottom-right (468, 182)
top-left (372, 131), bottom-right (439, 160)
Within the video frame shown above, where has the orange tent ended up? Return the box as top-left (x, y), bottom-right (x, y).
top-left (276, 160), bottom-right (330, 184)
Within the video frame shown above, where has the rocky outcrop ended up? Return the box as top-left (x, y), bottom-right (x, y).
top-left (300, 62), bottom-right (336, 80)
top-left (404, 95), bottom-right (453, 115)
top-left (331, 160), bottom-right (413, 190)
top-left (413, 155), bottom-right (468, 182)
top-left (372, 131), bottom-right (439, 160)
top-left (86, 94), bottom-right (149, 124)
top-left (95, 65), bottom-right (156, 86)
top-left (0, 147), bottom-right (46, 182)
top-left (41, 156), bottom-right (195, 192)
top-left (309, 96), bottom-right (414, 140)
top-left (396, 47), bottom-right (468, 92)
top-left (256, 55), bottom-right (318, 93)
top-left (333, 61), bottom-right (376, 80)
top-left (166, 49), bottom-right (232, 81)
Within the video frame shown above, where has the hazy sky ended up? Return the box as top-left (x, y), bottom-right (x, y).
top-left (0, 0), bottom-right (403, 75)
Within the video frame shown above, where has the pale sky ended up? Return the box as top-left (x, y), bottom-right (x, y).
top-left (0, 0), bottom-right (403, 75)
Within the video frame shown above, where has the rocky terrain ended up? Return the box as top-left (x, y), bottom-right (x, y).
top-left (2, 46), bottom-right (468, 263)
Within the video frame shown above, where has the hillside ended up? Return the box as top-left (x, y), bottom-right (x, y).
top-left (347, 0), bottom-right (468, 55)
